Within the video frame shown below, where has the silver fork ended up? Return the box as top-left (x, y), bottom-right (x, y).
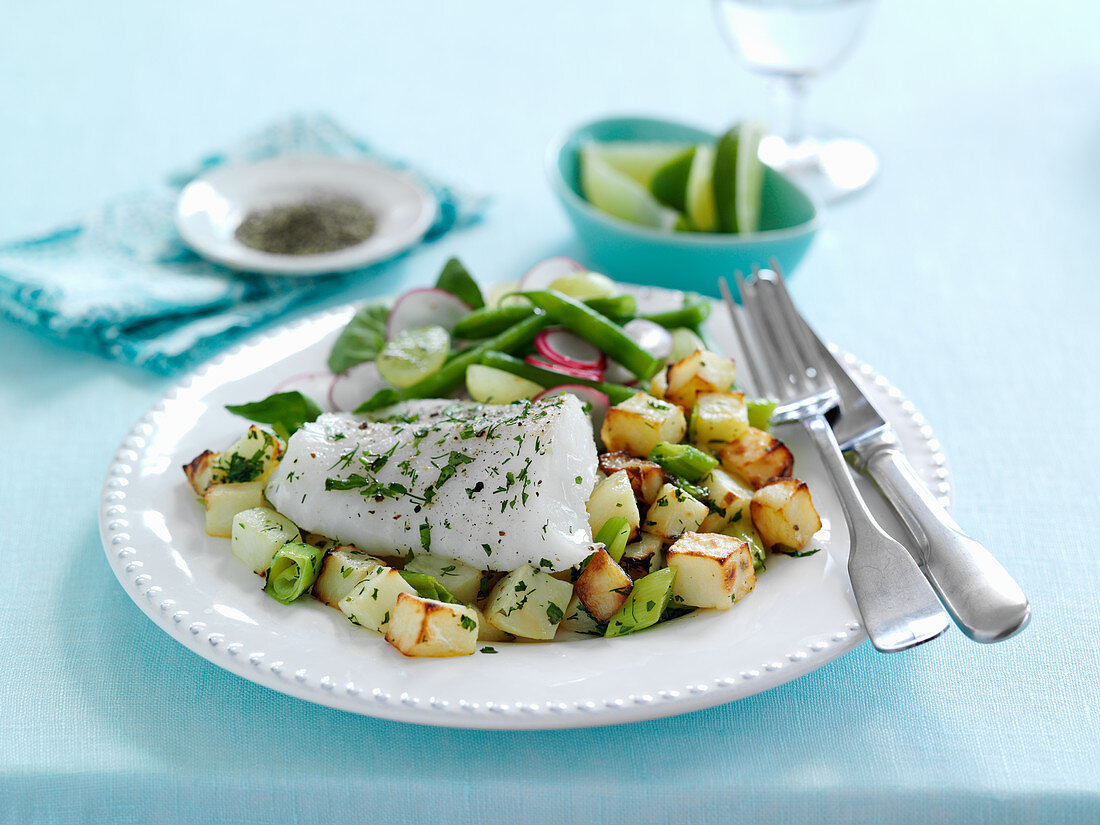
top-left (720, 269), bottom-right (951, 652)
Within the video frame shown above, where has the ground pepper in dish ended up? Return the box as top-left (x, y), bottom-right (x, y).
top-left (234, 196), bottom-right (375, 255)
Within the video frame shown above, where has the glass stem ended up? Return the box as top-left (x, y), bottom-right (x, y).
top-left (773, 76), bottom-right (809, 148)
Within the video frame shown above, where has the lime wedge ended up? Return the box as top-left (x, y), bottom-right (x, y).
top-left (650, 146), bottom-right (696, 213)
top-left (376, 325), bottom-right (450, 388)
top-left (590, 141), bottom-right (692, 187)
top-left (713, 120), bottom-right (766, 233)
top-left (580, 145), bottom-right (677, 229)
top-left (685, 144), bottom-right (718, 233)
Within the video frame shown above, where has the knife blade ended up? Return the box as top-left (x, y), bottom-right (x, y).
top-left (805, 322), bottom-right (1030, 642)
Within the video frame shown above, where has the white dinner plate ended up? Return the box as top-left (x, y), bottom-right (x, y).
top-left (98, 285), bottom-right (952, 729)
top-left (174, 157), bottom-right (436, 276)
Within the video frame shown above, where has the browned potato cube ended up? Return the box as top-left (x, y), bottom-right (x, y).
top-left (598, 452), bottom-right (665, 507)
top-left (666, 531), bottom-right (756, 609)
top-left (643, 483), bottom-right (709, 543)
top-left (665, 350), bottom-right (737, 411)
top-left (385, 593), bottom-right (479, 657)
top-left (719, 427), bottom-right (794, 489)
top-left (574, 547), bottom-right (634, 622)
top-left (184, 450), bottom-right (216, 496)
top-left (750, 478), bottom-right (822, 552)
top-left (620, 532), bottom-right (662, 580)
top-left (601, 393), bottom-right (687, 458)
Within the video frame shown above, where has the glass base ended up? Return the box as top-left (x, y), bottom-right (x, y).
top-left (759, 132), bottom-right (879, 202)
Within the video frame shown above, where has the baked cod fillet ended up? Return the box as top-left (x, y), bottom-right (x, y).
top-left (265, 396), bottom-right (598, 571)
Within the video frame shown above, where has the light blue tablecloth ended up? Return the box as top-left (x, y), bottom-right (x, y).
top-left (2, 1), bottom-right (1097, 823)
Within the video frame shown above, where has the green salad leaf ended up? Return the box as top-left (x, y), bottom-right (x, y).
top-left (327, 300), bottom-right (391, 373)
top-left (225, 391), bottom-right (323, 441)
top-left (436, 257), bottom-right (484, 309)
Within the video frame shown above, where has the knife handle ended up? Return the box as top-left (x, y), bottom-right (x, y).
top-left (859, 440), bottom-right (1030, 642)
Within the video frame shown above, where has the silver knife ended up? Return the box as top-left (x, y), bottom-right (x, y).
top-left (807, 325), bottom-right (1030, 642)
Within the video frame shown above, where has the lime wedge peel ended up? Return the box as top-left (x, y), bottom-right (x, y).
top-left (580, 144), bottom-right (678, 230)
top-left (588, 141), bottom-right (692, 188)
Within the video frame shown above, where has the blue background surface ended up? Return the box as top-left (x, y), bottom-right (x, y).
top-left (2, 1), bottom-right (1098, 822)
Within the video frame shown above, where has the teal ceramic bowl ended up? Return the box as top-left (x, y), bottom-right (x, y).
top-left (547, 115), bottom-right (822, 298)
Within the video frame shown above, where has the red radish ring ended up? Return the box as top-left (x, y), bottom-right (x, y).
top-left (274, 372), bottom-right (337, 410)
top-left (534, 385), bottom-right (610, 436)
top-left (385, 287), bottom-right (471, 339)
top-left (534, 328), bottom-right (606, 371)
top-left (328, 362), bottom-right (390, 412)
top-left (519, 256), bottom-right (586, 291)
top-left (525, 355), bottom-right (604, 381)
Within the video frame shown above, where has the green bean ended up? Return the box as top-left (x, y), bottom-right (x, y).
top-left (452, 304), bottom-right (533, 339)
top-left (453, 295), bottom-right (638, 340)
top-left (522, 290), bottom-right (662, 380)
top-left (355, 314), bottom-right (550, 412)
top-left (641, 293), bottom-right (712, 328)
top-left (479, 351), bottom-right (638, 405)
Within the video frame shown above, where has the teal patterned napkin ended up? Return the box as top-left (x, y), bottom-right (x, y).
top-left (0, 114), bottom-right (485, 373)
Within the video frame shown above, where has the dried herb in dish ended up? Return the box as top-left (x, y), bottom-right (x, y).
top-left (234, 196), bottom-right (375, 255)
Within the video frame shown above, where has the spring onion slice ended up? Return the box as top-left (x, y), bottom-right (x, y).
top-left (265, 541), bottom-right (327, 605)
top-left (746, 398), bottom-right (777, 431)
top-left (604, 568), bottom-right (676, 637)
top-left (595, 516), bottom-right (631, 563)
top-left (647, 441), bottom-right (718, 482)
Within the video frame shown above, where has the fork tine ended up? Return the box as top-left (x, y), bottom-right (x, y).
top-left (718, 275), bottom-right (772, 398)
top-left (751, 270), bottom-right (813, 396)
top-left (768, 264), bottom-right (826, 383)
top-left (735, 270), bottom-right (788, 400)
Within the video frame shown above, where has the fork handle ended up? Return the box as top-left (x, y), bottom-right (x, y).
top-left (802, 414), bottom-right (950, 652)
top-left (856, 438), bottom-right (1031, 642)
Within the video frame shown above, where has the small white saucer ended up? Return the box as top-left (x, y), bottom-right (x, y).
top-left (175, 156), bottom-right (437, 276)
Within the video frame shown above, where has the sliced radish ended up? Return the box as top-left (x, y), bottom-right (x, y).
top-left (623, 319), bottom-right (674, 362)
top-left (534, 385), bottom-right (610, 437)
top-left (535, 328), bottom-right (606, 371)
top-left (385, 287), bottom-right (471, 339)
top-left (518, 256), bottom-right (586, 291)
top-left (329, 362), bottom-right (390, 412)
top-left (525, 354), bottom-right (604, 381)
top-left (274, 372), bottom-right (337, 410)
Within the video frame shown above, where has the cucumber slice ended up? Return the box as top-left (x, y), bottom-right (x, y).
top-left (465, 364), bottom-right (543, 404)
top-left (669, 327), bottom-right (705, 362)
top-left (376, 325), bottom-right (450, 388)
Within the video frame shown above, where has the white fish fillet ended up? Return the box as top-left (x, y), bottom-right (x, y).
top-left (265, 396), bottom-right (598, 571)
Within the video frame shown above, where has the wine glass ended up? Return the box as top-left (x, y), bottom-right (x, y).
top-left (711, 0), bottom-right (879, 201)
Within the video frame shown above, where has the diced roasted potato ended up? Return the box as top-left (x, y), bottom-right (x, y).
top-left (203, 480), bottom-right (266, 538)
top-left (689, 392), bottom-right (749, 450)
top-left (587, 472), bottom-right (641, 539)
top-left (473, 606), bottom-right (514, 642)
top-left (301, 531), bottom-right (340, 552)
top-left (404, 555), bottom-right (484, 604)
top-left (484, 564), bottom-right (574, 640)
top-left (648, 367), bottom-right (669, 400)
top-left (313, 546), bottom-right (386, 608)
top-left (666, 531), bottom-right (755, 609)
top-left (620, 532), bottom-right (663, 580)
top-left (385, 593), bottom-right (479, 657)
top-left (598, 452), bottom-right (665, 507)
top-left (340, 567), bottom-right (416, 634)
top-left (643, 483), bottom-right (709, 543)
top-left (574, 547), bottom-right (634, 622)
top-left (750, 478), bottom-right (822, 552)
top-left (695, 467), bottom-right (755, 534)
top-left (719, 426), bottom-right (794, 489)
top-left (184, 450), bottom-right (217, 496)
top-left (184, 426), bottom-right (284, 496)
top-left (560, 594), bottom-right (603, 636)
top-left (601, 393), bottom-right (687, 458)
top-left (665, 350), bottom-right (736, 411)
top-left (231, 506), bottom-right (300, 574)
